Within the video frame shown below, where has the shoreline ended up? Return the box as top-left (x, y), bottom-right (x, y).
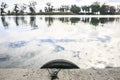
top-left (0, 68), bottom-right (120, 80)
top-left (0, 12), bottom-right (120, 16)
top-left (1, 14), bottom-right (120, 18)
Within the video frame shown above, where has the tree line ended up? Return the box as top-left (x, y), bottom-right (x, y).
top-left (0, 1), bottom-right (120, 15)
top-left (70, 2), bottom-right (120, 15)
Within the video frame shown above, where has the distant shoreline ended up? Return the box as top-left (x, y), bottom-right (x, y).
top-left (0, 12), bottom-right (120, 16)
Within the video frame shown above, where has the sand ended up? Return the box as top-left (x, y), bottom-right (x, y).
top-left (0, 68), bottom-right (120, 80)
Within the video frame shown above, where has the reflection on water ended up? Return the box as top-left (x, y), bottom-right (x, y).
top-left (0, 54), bottom-right (10, 62)
top-left (45, 17), bottom-right (54, 27)
top-left (0, 16), bottom-right (120, 28)
top-left (1, 16), bottom-right (9, 28)
top-left (97, 36), bottom-right (111, 43)
top-left (0, 16), bottom-right (120, 69)
top-left (14, 17), bottom-right (19, 26)
top-left (54, 45), bottom-right (65, 52)
top-left (30, 16), bottom-right (38, 30)
top-left (8, 41), bottom-right (28, 48)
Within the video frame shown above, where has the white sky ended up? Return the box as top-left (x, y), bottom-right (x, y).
top-left (1, 0), bottom-right (119, 6)
top-left (1, 0), bottom-right (120, 12)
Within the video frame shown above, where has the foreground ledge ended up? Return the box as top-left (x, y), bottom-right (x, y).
top-left (0, 68), bottom-right (120, 80)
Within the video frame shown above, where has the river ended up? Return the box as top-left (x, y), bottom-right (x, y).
top-left (0, 15), bottom-right (120, 69)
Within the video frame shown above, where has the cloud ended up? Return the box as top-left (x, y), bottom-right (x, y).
top-left (1, 0), bottom-right (109, 5)
top-left (1, 0), bottom-right (119, 12)
top-left (109, 0), bottom-right (120, 2)
top-left (37, 0), bottom-right (109, 8)
top-left (79, 0), bottom-right (108, 5)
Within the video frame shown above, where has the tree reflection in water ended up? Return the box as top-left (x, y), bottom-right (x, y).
top-left (30, 16), bottom-right (38, 30)
top-left (59, 17), bottom-right (69, 23)
top-left (0, 16), bottom-right (120, 28)
top-left (90, 18), bottom-right (100, 26)
top-left (70, 17), bottom-right (80, 24)
top-left (14, 16), bottom-right (28, 26)
top-left (100, 18), bottom-right (109, 24)
top-left (81, 18), bottom-right (90, 23)
top-left (14, 16), bottom-right (19, 26)
top-left (20, 16), bottom-right (27, 25)
top-left (58, 17), bottom-right (118, 26)
top-left (1, 16), bottom-right (8, 29)
top-left (45, 17), bottom-right (54, 27)
top-left (109, 18), bottom-right (115, 22)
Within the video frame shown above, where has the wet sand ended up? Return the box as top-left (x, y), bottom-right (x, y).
top-left (0, 68), bottom-right (120, 80)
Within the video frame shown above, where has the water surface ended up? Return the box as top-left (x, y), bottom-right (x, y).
top-left (0, 15), bottom-right (120, 69)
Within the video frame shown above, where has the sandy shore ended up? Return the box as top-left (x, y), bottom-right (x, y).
top-left (0, 68), bottom-right (120, 80)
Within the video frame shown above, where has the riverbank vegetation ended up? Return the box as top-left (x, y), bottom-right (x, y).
top-left (0, 1), bottom-right (120, 15)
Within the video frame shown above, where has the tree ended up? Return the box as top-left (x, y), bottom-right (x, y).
top-left (13, 4), bottom-right (19, 14)
top-left (70, 5), bottom-right (80, 14)
top-left (81, 6), bottom-right (90, 14)
top-left (100, 4), bottom-right (110, 15)
top-left (46, 2), bottom-right (51, 12)
top-left (0, 2), bottom-right (8, 15)
top-left (28, 1), bottom-right (37, 13)
top-left (65, 5), bottom-right (70, 12)
top-left (91, 2), bottom-right (100, 14)
top-left (19, 4), bottom-right (27, 14)
top-left (109, 6), bottom-right (116, 15)
top-left (59, 5), bottom-right (69, 12)
top-left (44, 7), bottom-right (47, 12)
top-left (81, 6), bottom-right (85, 13)
top-left (117, 5), bottom-right (120, 13)
top-left (45, 2), bottom-right (54, 12)
top-left (59, 6), bottom-right (65, 12)
top-left (60, 5), bottom-right (69, 12)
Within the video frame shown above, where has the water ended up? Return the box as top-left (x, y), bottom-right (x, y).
top-left (0, 15), bottom-right (120, 69)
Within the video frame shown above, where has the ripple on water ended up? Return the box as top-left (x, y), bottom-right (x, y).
top-left (97, 35), bottom-right (111, 43)
top-left (0, 54), bottom-right (10, 62)
top-left (8, 41), bottom-right (28, 48)
top-left (53, 45), bottom-right (65, 52)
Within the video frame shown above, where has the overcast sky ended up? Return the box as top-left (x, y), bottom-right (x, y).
top-left (1, 0), bottom-right (120, 5)
top-left (1, 0), bottom-right (120, 11)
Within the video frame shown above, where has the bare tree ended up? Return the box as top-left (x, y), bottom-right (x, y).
top-left (45, 2), bottom-right (54, 12)
top-left (0, 2), bottom-right (8, 15)
top-left (28, 1), bottom-right (37, 13)
top-left (19, 4), bottom-right (27, 14)
top-left (13, 4), bottom-right (19, 14)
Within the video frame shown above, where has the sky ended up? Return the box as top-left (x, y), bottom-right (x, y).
top-left (0, 0), bottom-right (120, 12)
top-left (1, 0), bottom-right (120, 5)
